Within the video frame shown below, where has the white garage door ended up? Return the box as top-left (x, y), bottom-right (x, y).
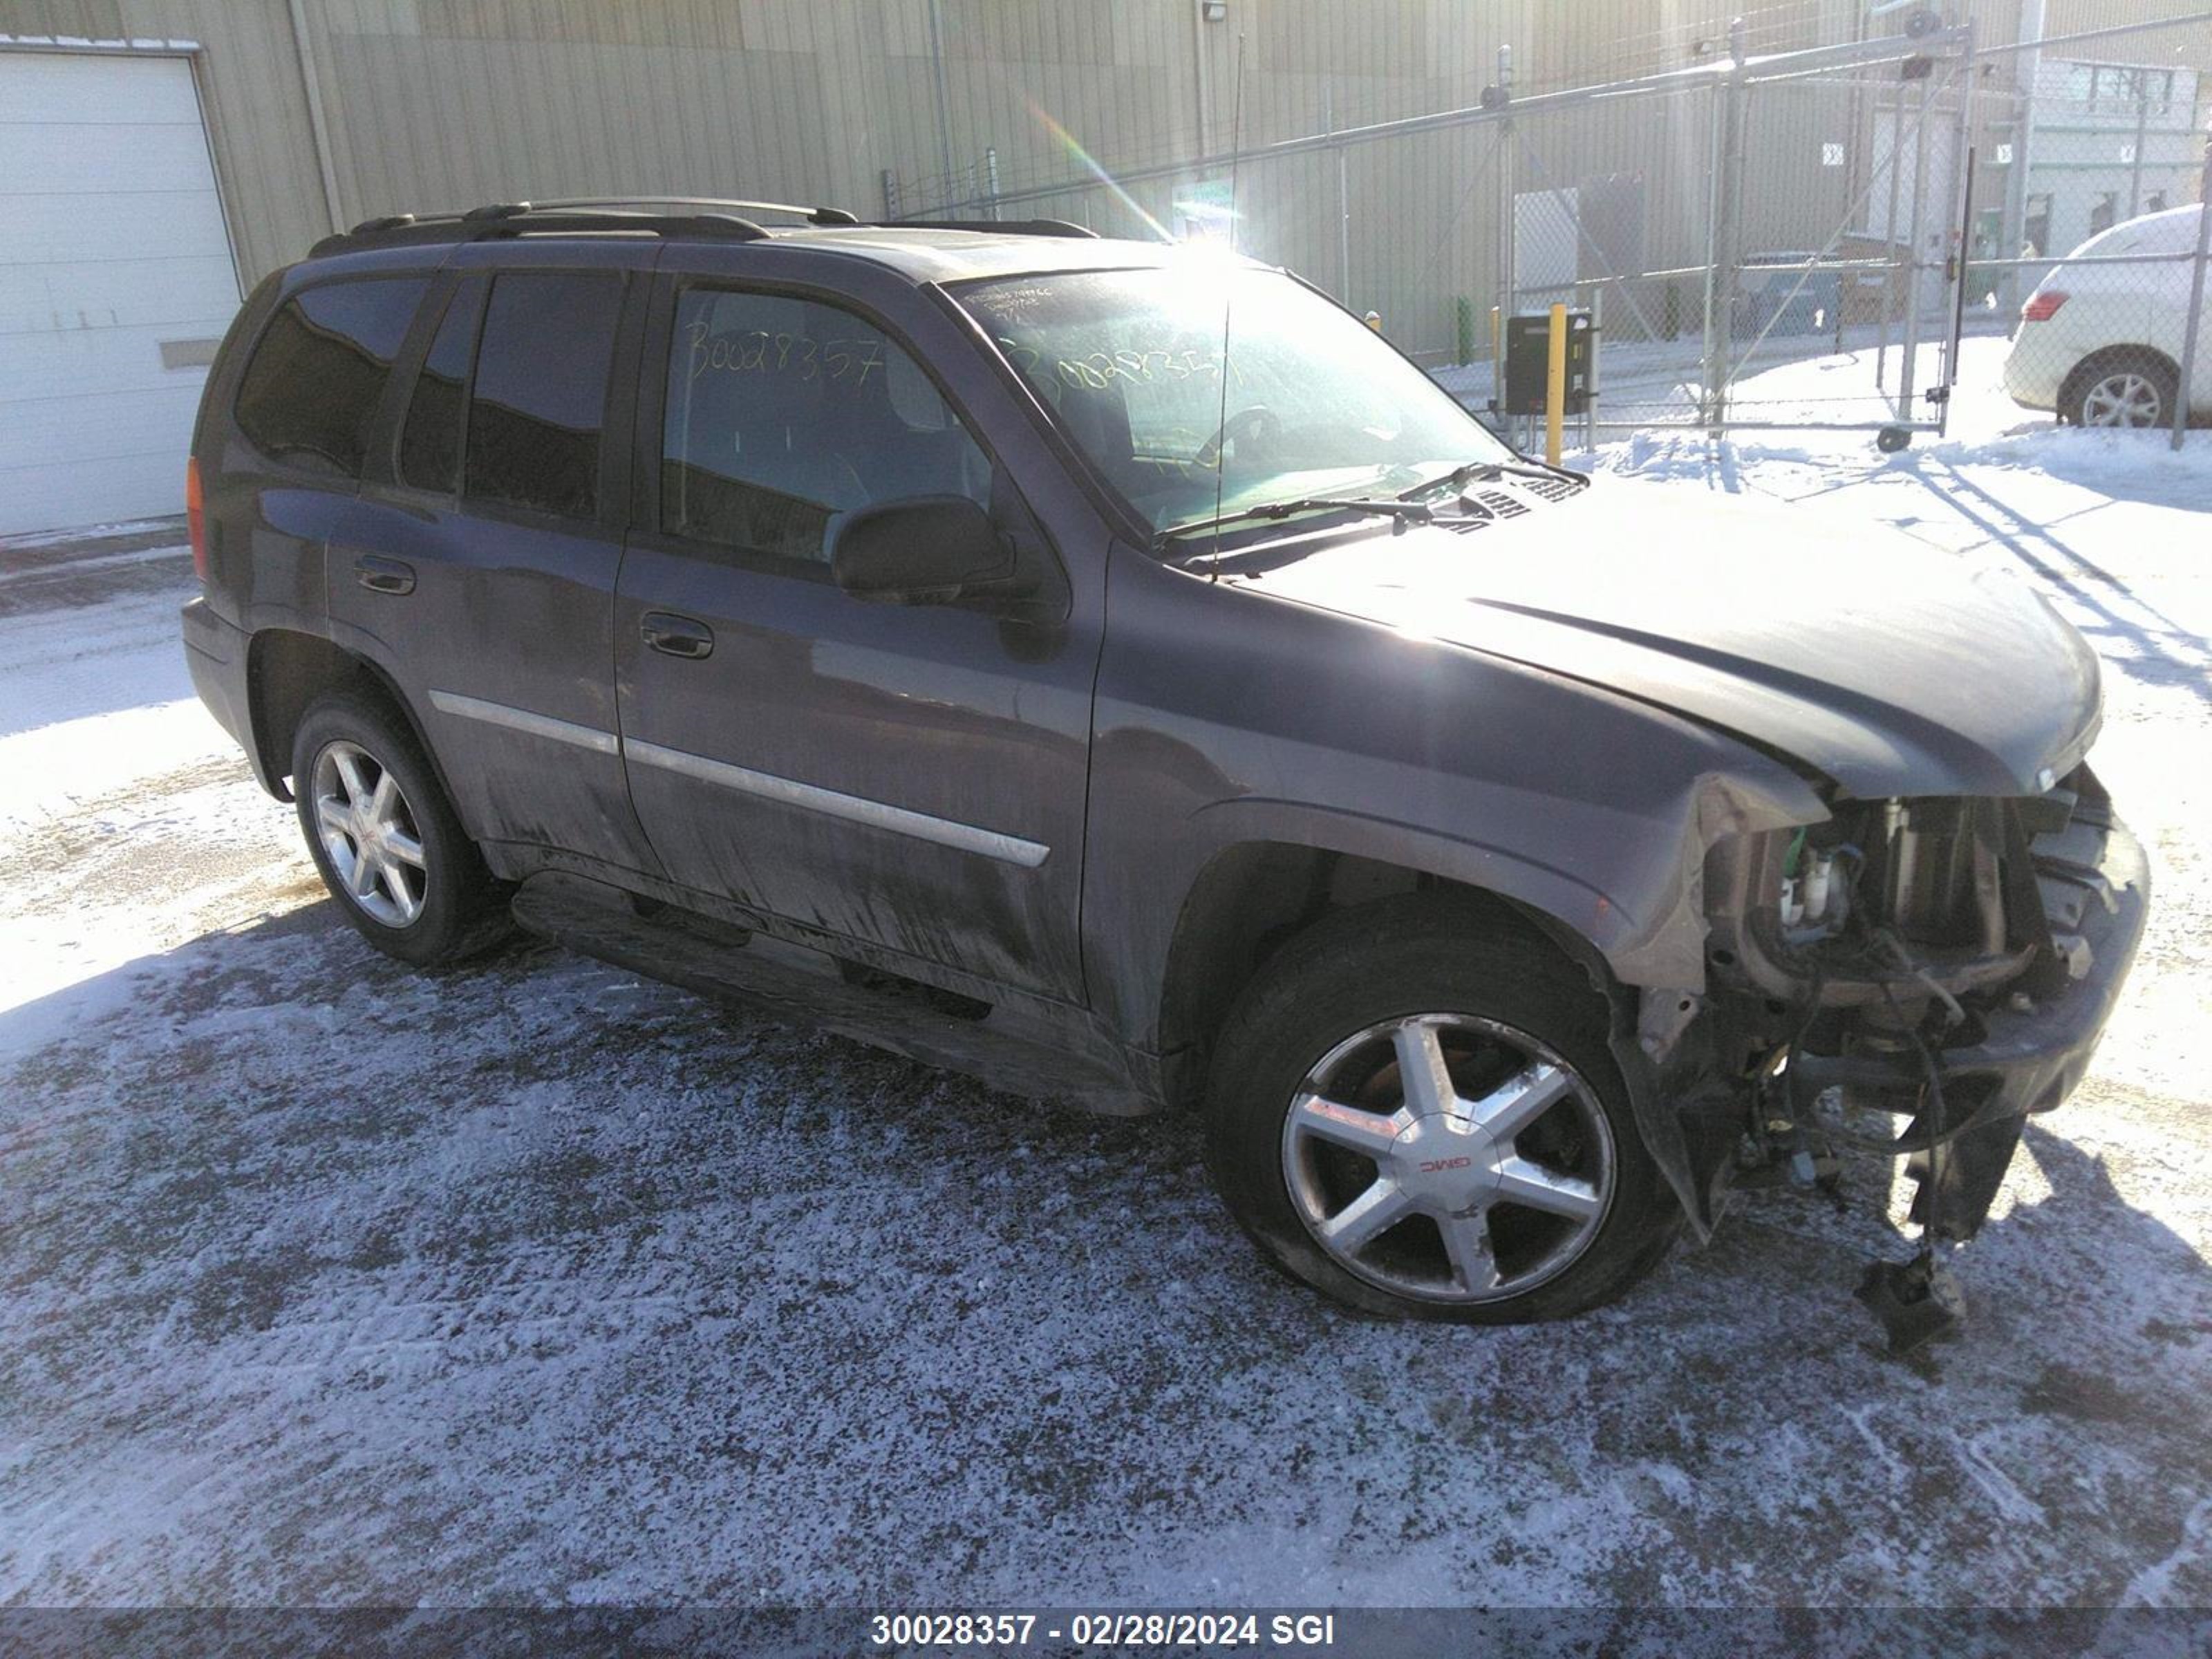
top-left (0, 50), bottom-right (241, 538)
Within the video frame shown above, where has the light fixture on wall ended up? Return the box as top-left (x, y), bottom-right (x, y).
top-left (1201, 1), bottom-right (1228, 21)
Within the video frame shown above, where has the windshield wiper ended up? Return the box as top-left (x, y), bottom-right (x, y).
top-left (1156, 496), bottom-right (1434, 552)
top-left (1150, 493), bottom-right (1442, 553)
top-left (1396, 458), bottom-right (1588, 500)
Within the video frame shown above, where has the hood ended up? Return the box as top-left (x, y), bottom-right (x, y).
top-left (1240, 484), bottom-right (2101, 799)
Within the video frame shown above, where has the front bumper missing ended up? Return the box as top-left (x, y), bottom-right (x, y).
top-left (1782, 796), bottom-right (2150, 1241)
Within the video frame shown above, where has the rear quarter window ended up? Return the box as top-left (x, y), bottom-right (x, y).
top-left (232, 276), bottom-right (429, 479)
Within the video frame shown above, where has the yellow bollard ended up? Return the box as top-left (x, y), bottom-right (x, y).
top-left (1546, 301), bottom-right (1567, 468)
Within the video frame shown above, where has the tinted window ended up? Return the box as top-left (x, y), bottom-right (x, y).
top-left (400, 277), bottom-right (483, 494)
top-left (466, 271), bottom-right (624, 521)
top-left (234, 277), bottom-right (428, 478)
top-left (662, 289), bottom-right (990, 563)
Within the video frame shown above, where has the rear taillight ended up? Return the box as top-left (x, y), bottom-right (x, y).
top-left (2021, 290), bottom-right (2068, 323)
top-left (186, 456), bottom-right (208, 583)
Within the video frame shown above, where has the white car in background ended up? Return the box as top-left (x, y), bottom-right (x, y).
top-left (2002, 203), bottom-right (2209, 428)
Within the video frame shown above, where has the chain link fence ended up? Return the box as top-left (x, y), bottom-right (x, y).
top-left (894, 11), bottom-right (2211, 449)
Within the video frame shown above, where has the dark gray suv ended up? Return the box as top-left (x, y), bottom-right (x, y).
top-left (181, 198), bottom-right (2146, 1331)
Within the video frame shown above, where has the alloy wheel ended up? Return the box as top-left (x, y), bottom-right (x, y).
top-left (1280, 1013), bottom-right (1615, 1304)
top-left (312, 740), bottom-right (428, 928)
top-left (2080, 370), bottom-right (2164, 427)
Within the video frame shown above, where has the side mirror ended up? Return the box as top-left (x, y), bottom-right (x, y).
top-left (830, 496), bottom-right (1016, 603)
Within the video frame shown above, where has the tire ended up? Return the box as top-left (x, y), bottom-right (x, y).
top-left (2064, 350), bottom-right (2177, 429)
top-left (290, 689), bottom-right (512, 967)
top-left (1202, 896), bottom-right (1678, 1323)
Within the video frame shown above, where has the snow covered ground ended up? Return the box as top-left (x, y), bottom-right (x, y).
top-left (3, 339), bottom-right (2210, 1617)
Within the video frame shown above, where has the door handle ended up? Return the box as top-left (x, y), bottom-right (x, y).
top-left (353, 554), bottom-right (415, 596)
top-left (641, 612), bottom-right (714, 660)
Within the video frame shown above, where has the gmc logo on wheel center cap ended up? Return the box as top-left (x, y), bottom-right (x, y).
top-left (1418, 1155), bottom-right (1474, 1173)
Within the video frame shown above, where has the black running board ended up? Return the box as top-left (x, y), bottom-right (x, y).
top-left (510, 871), bottom-right (1143, 1113)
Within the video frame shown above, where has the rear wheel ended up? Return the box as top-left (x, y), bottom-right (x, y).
top-left (1202, 897), bottom-right (1678, 1322)
top-left (2066, 350), bottom-right (2176, 428)
top-left (290, 691), bottom-right (511, 966)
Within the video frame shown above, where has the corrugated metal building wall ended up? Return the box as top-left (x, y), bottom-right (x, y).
top-left (3, 0), bottom-right (2045, 290)
top-left (7, 1), bottom-right (2206, 289)
top-left (3, 0), bottom-right (2207, 531)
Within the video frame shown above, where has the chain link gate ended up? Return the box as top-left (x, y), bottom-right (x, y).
top-left (892, 11), bottom-right (2206, 449)
top-left (1477, 19), bottom-right (1980, 446)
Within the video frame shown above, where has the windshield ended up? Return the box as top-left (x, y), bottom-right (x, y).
top-left (954, 264), bottom-right (1512, 541)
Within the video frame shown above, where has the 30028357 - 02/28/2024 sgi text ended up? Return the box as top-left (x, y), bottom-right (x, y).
top-left (868, 1611), bottom-right (1340, 1649)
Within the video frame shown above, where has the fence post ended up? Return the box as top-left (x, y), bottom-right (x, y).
top-left (2126, 88), bottom-right (2148, 220)
top-left (2171, 140), bottom-right (2212, 453)
top-left (1546, 301), bottom-right (1568, 466)
top-left (1497, 43), bottom-right (1516, 418)
top-left (1895, 59), bottom-right (1937, 423)
top-left (1699, 20), bottom-right (1749, 430)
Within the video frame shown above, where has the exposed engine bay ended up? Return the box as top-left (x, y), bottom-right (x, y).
top-left (1642, 767), bottom-right (2148, 1351)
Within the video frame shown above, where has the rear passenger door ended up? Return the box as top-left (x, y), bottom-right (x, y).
top-left (328, 241), bottom-right (664, 879)
top-left (211, 272), bottom-right (430, 645)
top-left (612, 276), bottom-right (1099, 1001)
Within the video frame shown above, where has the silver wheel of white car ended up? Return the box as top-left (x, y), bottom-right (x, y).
top-left (312, 739), bottom-right (428, 928)
top-left (2073, 357), bottom-right (2174, 428)
top-left (1280, 1013), bottom-right (1615, 1304)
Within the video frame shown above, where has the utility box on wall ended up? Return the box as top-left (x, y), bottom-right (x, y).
top-left (1501, 311), bottom-right (1594, 416)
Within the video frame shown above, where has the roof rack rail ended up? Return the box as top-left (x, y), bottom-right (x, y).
top-left (313, 201), bottom-right (771, 256)
top-left (531, 194), bottom-right (860, 226)
top-left (875, 218), bottom-right (1099, 238)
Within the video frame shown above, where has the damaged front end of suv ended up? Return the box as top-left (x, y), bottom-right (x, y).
top-left (1638, 769), bottom-right (2149, 1349)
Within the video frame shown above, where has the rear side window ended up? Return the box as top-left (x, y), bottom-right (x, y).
top-left (465, 271), bottom-right (624, 521)
top-left (233, 277), bottom-right (429, 478)
top-left (399, 277), bottom-right (484, 495)
top-left (661, 288), bottom-right (990, 564)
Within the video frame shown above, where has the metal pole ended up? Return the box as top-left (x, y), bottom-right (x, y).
top-left (285, 0), bottom-right (346, 234)
top-left (1327, 77), bottom-right (1351, 303)
top-left (1700, 26), bottom-right (1749, 431)
top-left (1585, 284), bottom-right (1602, 449)
top-left (984, 147), bottom-right (1001, 221)
top-left (1876, 93), bottom-right (1907, 388)
top-left (1190, 0), bottom-right (1212, 157)
top-left (1941, 147), bottom-right (1977, 438)
top-left (1698, 84), bottom-right (1727, 426)
top-left (1495, 47), bottom-right (1512, 327)
top-left (2171, 140), bottom-right (2211, 451)
top-left (926, 0), bottom-right (956, 211)
top-left (2128, 88), bottom-right (2148, 219)
top-left (1490, 303), bottom-right (1504, 413)
top-left (1546, 301), bottom-right (1568, 466)
top-left (1897, 61), bottom-right (1936, 421)
top-left (2002, 0), bottom-right (2047, 315)
top-left (1933, 25), bottom-right (1978, 427)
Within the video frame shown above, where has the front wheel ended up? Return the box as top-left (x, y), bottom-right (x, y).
top-left (290, 690), bottom-right (512, 967)
top-left (1202, 898), bottom-right (1678, 1322)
